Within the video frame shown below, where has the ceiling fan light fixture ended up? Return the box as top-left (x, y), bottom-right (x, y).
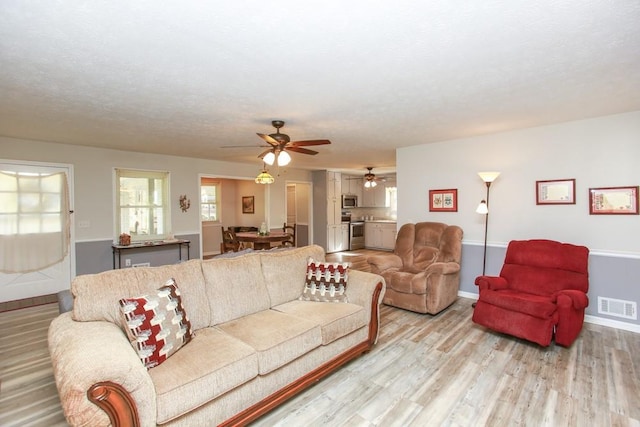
top-left (277, 150), bottom-right (291, 166)
top-left (363, 167), bottom-right (377, 188)
top-left (263, 151), bottom-right (276, 165)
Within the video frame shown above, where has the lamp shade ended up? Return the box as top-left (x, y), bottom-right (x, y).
top-left (478, 171), bottom-right (500, 183)
top-left (255, 169), bottom-right (274, 184)
top-left (263, 151), bottom-right (276, 166)
top-left (277, 150), bottom-right (291, 166)
top-left (476, 200), bottom-right (488, 214)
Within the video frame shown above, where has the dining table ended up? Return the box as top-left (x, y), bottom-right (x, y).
top-left (235, 230), bottom-right (292, 250)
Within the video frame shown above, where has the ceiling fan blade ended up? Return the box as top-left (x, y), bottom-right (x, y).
top-left (257, 133), bottom-right (279, 146)
top-left (221, 144), bottom-right (269, 148)
top-left (289, 139), bottom-right (331, 147)
top-left (287, 146), bottom-right (319, 155)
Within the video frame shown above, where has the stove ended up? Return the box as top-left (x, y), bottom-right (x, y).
top-left (349, 221), bottom-right (365, 250)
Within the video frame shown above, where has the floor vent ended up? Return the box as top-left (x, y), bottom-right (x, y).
top-left (598, 297), bottom-right (637, 320)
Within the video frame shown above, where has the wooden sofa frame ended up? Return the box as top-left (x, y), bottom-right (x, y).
top-left (87, 282), bottom-right (384, 427)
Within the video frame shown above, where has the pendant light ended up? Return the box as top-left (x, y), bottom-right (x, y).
top-left (255, 164), bottom-right (275, 184)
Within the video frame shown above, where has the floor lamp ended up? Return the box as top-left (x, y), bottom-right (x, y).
top-left (476, 172), bottom-right (500, 276)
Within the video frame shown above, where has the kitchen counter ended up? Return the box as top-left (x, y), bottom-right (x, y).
top-left (364, 219), bottom-right (397, 223)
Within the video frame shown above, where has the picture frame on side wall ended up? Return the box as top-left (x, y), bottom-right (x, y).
top-left (429, 189), bottom-right (458, 212)
top-left (536, 178), bottom-right (576, 205)
top-left (242, 196), bottom-right (255, 214)
top-left (589, 186), bottom-right (639, 215)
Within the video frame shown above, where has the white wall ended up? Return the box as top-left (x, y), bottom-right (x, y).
top-left (398, 110), bottom-right (640, 255)
top-left (0, 136), bottom-right (312, 244)
top-left (397, 110), bottom-right (640, 329)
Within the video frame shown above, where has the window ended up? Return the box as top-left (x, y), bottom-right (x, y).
top-left (115, 169), bottom-right (170, 242)
top-left (386, 186), bottom-right (397, 218)
top-left (200, 178), bottom-right (220, 222)
top-left (0, 171), bottom-right (67, 235)
top-left (0, 169), bottom-right (70, 273)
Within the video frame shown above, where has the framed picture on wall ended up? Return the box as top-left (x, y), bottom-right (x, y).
top-left (242, 196), bottom-right (255, 214)
top-left (429, 189), bottom-right (458, 212)
top-left (589, 186), bottom-right (639, 215)
top-left (536, 178), bottom-right (576, 205)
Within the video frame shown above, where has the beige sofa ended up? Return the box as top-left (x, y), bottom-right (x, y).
top-left (48, 245), bottom-right (385, 426)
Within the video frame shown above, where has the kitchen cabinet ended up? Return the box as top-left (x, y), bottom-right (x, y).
top-left (327, 171), bottom-right (342, 225)
top-left (327, 223), bottom-right (349, 253)
top-left (365, 222), bottom-right (397, 250)
top-left (312, 170), bottom-right (344, 253)
top-left (341, 175), bottom-right (363, 202)
top-left (362, 184), bottom-right (386, 207)
top-left (361, 175), bottom-right (397, 208)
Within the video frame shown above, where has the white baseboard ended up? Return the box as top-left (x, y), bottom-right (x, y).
top-left (458, 292), bottom-right (639, 334)
top-left (584, 314), bottom-right (640, 333)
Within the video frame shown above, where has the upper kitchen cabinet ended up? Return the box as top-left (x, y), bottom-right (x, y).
top-left (341, 175), bottom-right (363, 201)
top-left (361, 175), bottom-right (396, 208)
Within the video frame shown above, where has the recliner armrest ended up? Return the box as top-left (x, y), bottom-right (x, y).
top-left (555, 289), bottom-right (589, 309)
top-left (367, 254), bottom-right (402, 274)
top-left (424, 261), bottom-right (460, 275)
top-left (474, 275), bottom-right (509, 291)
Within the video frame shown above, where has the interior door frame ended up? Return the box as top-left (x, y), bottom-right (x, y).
top-left (0, 158), bottom-right (75, 299)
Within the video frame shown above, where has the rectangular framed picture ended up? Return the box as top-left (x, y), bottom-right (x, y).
top-left (589, 186), bottom-right (639, 215)
top-left (536, 178), bottom-right (576, 205)
top-left (429, 189), bottom-right (458, 212)
top-left (242, 196), bottom-right (255, 214)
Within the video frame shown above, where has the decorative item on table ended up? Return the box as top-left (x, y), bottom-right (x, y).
top-left (259, 222), bottom-right (269, 236)
top-left (179, 195), bottom-right (191, 212)
top-left (119, 233), bottom-right (131, 246)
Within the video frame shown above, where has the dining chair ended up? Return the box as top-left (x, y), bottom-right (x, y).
top-left (220, 227), bottom-right (240, 253)
top-left (280, 223), bottom-right (296, 247)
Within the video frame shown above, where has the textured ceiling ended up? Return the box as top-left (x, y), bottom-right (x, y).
top-left (1, 1), bottom-right (640, 175)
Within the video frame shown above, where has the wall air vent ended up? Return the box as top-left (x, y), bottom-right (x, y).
top-left (598, 297), bottom-right (637, 320)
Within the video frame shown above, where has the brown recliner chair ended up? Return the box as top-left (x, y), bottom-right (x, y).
top-left (367, 222), bottom-right (463, 314)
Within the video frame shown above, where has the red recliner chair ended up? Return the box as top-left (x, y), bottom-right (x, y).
top-left (472, 239), bottom-right (589, 347)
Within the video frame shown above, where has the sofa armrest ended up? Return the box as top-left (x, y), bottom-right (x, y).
top-left (346, 269), bottom-right (386, 343)
top-left (474, 275), bottom-right (509, 291)
top-left (48, 313), bottom-right (156, 427)
top-left (366, 254), bottom-right (402, 274)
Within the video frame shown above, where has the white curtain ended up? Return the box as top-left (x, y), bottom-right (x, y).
top-left (0, 171), bottom-right (70, 273)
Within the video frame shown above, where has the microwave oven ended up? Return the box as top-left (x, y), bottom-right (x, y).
top-left (342, 194), bottom-right (358, 209)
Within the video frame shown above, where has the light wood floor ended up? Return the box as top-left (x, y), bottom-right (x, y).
top-left (1, 249), bottom-right (639, 426)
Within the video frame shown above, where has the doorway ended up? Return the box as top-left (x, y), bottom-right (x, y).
top-left (0, 160), bottom-right (74, 302)
top-left (285, 182), bottom-right (312, 247)
top-left (199, 175), bottom-right (268, 257)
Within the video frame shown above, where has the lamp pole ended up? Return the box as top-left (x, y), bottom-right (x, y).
top-left (476, 171), bottom-right (500, 276)
top-left (481, 181), bottom-right (491, 276)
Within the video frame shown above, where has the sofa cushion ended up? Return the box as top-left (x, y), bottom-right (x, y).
top-left (260, 245), bottom-right (326, 306)
top-left (119, 279), bottom-right (194, 369)
top-left (202, 253), bottom-right (271, 325)
top-left (300, 258), bottom-right (350, 303)
top-left (217, 309), bottom-right (322, 375)
top-left (148, 327), bottom-right (259, 424)
top-left (72, 259), bottom-right (211, 331)
top-left (273, 300), bottom-right (368, 345)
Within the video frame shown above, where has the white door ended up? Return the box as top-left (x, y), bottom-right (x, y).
top-left (0, 161), bottom-right (74, 302)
